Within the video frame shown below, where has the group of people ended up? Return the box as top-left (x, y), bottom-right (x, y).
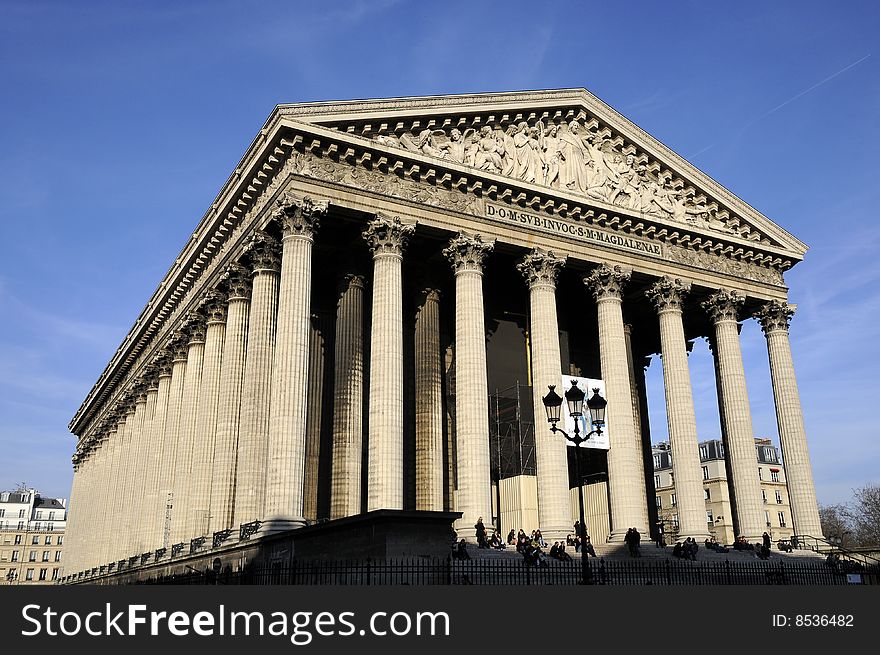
top-left (473, 517), bottom-right (506, 550)
top-left (673, 537), bottom-right (700, 560)
top-left (703, 536), bottom-right (729, 554)
top-left (624, 527), bottom-right (642, 557)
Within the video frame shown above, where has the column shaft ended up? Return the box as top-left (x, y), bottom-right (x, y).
top-left (190, 310), bottom-right (225, 538)
top-left (585, 265), bottom-right (650, 541)
top-left (303, 315), bottom-right (326, 523)
top-left (414, 289), bottom-right (444, 512)
top-left (518, 249), bottom-right (572, 541)
top-left (648, 277), bottom-right (709, 541)
top-left (157, 349), bottom-right (187, 548)
top-left (757, 301), bottom-right (823, 536)
top-left (330, 275), bottom-right (365, 519)
top-left (143, 367), bottom-right (172, 551)
top-left (210, 271), bottom-right (250, 534)
top-left (234, 233), bottom-right (280, 526)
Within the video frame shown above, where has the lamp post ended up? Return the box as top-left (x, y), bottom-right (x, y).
top-left (541, 381), bottom-right (607, 585)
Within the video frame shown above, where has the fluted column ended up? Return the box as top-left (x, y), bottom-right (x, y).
top-left (584, 264), bottom-right (650, 541)
top-left (303, 315), bottom-right (327, 523)
top-left (123, 387), bottom-right (149, 556)
top-left (414, 288), bottom-right (444, 512)
top-left (155, 338), bottom-right (187, 548)
top-left (646, 276), bottom-right (709, 541)
top-left (445, 233), bottom-right (494, 539)
top-left (363, 215), bottom-right (416, 511)
top-left (189, 291), bottom-right (227, 537)
top-left (115, 403), bottom-right (137, 561)
top-left (234, 231), bottom-right (280, 526)
top-left (755, 300), bottom-right (823, 537)
top-left (143, 354), bottom-right (172, 551)
top-left (66, 457), bottom-right (85, 573)
top-left (517, 248), bottom-right (572, 541)
top-left (133, 380), bottom-right (158, 555)
top-left (210, 264), bottom-right (250, 534)
top-left (110, 408), bottom-right (132, 562)
top-left (264, 194), bottom-right (327, 533)
top-left (331, 274), bottom-right (366, 519)
top-left (100, 423), bottom-right (120, 564)
top-left (170, 319), bottom-right (206, 543)
top-left (703, 290), bottom-right (766, 540)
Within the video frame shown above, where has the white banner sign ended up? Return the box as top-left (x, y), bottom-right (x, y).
top-left (560, 376), bottom-right (610, 450)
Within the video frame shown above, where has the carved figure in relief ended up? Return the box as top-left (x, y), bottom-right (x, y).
top-left (541, 123), bottom-right (562, 188)
top-left (474, 126), bottom-right (504, 173)
top-left (557, 121), bottom-right (588, 193)
top-left (366, 112), bottom-right (740, 236)
top-left (500, 124), bottom-right (517, 176)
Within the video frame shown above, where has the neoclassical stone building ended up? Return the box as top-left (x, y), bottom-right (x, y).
top-left (64, 89), bottom-right (822, 578)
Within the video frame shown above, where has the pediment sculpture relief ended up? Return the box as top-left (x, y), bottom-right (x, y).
top-left (373, 118), bottom-right (739, 237)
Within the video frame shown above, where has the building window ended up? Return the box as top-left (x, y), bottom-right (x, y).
top-left (54, 551), bottom-right (61, 562)
top-left (45, 536), bottom-right (51, 545)
top-left (671, 494), bottom-right (677, 507)
top-left (47, 523), bottom-right (54, 532)
top-left (25, 569), bottom-right (34, 581)
top-left (699, 444), bottom-right (708, 460)
top-left (702, 466), bottom-right (709, 480)
top-left (49, 512), bottom-right (55, 521)
top-left (704, 488), bottom-right (710, 501)
top-left (17, 522), bottom-right (24, 531)
top-left (762, 489), bottom-right (767, 503)
top-left (18, 510), bottom-right (25, 519)
top-left (654, 474), bottom-right (661, 489)
top-left (57, 536), bottom-right (63, 546)
top-left (758, 468), bottom-right (763, 480)
top-left (775, 491), bottom-right (783, 504)
top-left (771, 470), bottom-right (780, 483)
top-left (32, 536), bottom-right (39, 545)
top-left (706, 511), bottom-right (713, 523)
top-left (765, 511), bottom-right (771, 527)
top-left (14, 535), bottom-right (21, 545)
top-left (42, 551), bottom-right (49, 562)
top-left (10, 551), bottom-right (18, 562)
top-left (653, 454), bottom-right (661, 470)
top-left (778, 512), bottom-right (786, 527)
top-left (28, 551), bottom-right (36, 562)
top-left (0, 509), bottom-right (4, 517)
top-left (51, 568), bottom-right (59, 581)
top-left (38, 568), bottom-right (47, 581)
top-left (655, 496), bottom-right (662, 508)
top-left (35, 511), bottom-right (42, 520)
top-left (672, 515), bottom-right (679, 528)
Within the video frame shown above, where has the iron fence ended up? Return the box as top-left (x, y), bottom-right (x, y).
top-left (135, 557), bottom-right (879, 586)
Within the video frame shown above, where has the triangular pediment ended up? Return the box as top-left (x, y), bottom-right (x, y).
top-left (268, 89), bottom-right (805, 258)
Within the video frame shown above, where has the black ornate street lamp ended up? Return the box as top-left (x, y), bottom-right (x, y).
top-left (542, 380), bottom-right (607, 584)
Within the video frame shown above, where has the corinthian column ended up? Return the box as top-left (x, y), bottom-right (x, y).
top-left (703, 290), bottom-right (765, 540)
top-left (142, 353), bottom-right (172, 552)
top-left (128, 382), bottom-right (153, 556)
top-left (363, 215), bottom-right (416, 511)
top-left (156, 337), bottom-right (187, 548)
top-left (414, 288), bottom-right (444, 512)
top-left (264, 194), bottom-right (327, 533)
top-left (303, 315), bottom-right (327, 523)
top-left (330, 274), bottom-right (366, 519)
top-left (210, 264), bottom-right (250, 534)
top-left (100, 421), bottom-right (121, 563)
top-left (584, 264), bottom-right (650, 541)
top-left (171, 318), bottom-right (206, 543)
top-left (517, 248), bottom-right (572, 541)
top-left (646, 277), bottom-right (709, 541)
top-left (755, 300), bottom-right (823, 537)
top-left (444, 233), bottom-right (494, 539)
top-left (234, 231), bottom-right (280, 527)
top-left (189, 291), bottom-right (227, 537)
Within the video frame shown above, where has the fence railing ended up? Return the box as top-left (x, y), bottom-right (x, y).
top-left (131, 557), bottom-right (879, 586)
top-left (792, 534), bottom-right (880, 568)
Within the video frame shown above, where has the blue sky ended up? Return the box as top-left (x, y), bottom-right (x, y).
top-left (1, 0), bottom-right (877, 507)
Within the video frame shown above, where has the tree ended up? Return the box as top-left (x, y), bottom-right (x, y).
top-left (819, 503), bottom-right (853, 547)
top-left (845, 484), bottom-right (880, 547)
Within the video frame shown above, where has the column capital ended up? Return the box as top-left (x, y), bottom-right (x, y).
top-left (272, 192), bottom-right (328, 238)
top-left (702, 288), bottom-right (744, 324)
top-left (222, 262), bottom-right (252, 300)
top-left (517, 248), bottom-right (566, 289)
top-left (755, 299), bottom-right (795, 335)
top-left (337, 273), bottom-right (366, 298)
top-left (200, 289), bottom-right (228, 324)
top-left (583, 263), bottom-right (631, 301)
top-left (417, 287), bottom-right (441, 310)
top-left (362, 214), bottom-right (416, 257)
top-left (183, 312), bottom-right (207, 344)
top-left (246, 230), bottom-right (281, 272)
top-left (443, 232), bottom-right (494, 273)
top-left (646, 276), bottom-right (691, 313)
